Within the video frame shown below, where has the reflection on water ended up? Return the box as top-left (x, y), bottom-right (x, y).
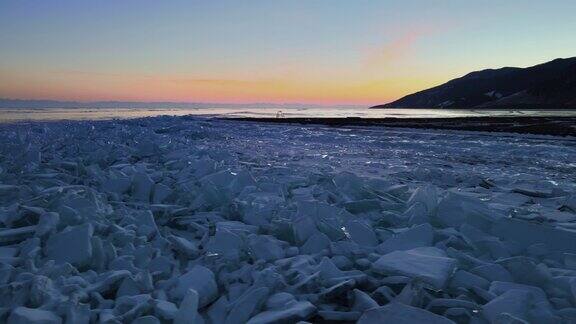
top-left (0, 106), bottom-right (575, 122)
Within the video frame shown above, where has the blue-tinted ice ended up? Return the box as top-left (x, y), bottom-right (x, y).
top-left (0, 116), bottom-right (575, 323)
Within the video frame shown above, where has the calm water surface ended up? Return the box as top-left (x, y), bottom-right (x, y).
top-left (1, 107), bottom-right (575, 122)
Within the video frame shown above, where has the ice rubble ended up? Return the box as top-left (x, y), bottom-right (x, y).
top-left (0, 116), bottom-right (575, 323)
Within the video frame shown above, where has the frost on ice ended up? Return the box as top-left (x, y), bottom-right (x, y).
top-left (0, 116), bottom-right (575, 323)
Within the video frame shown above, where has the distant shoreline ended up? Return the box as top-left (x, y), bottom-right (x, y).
top-left (369, 106), bottom-right (576, 110)
top-left (225, 116), bottom-right (576, 137)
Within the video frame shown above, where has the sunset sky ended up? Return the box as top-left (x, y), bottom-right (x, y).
top-left (1, 0), bottom-right (575, 105)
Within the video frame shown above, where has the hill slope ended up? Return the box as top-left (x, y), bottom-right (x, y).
top-left (372, 57), bottom-right (576, 109)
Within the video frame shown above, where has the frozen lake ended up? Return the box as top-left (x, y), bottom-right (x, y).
top-left (0, 116), bottom-right (575, 323)
top-left (1, 106), bottom-right (576, 122)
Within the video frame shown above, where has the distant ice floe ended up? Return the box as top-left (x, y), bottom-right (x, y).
top-left (0, 116), bottom-right (575, 323)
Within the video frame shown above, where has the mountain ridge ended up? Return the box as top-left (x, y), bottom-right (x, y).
top-left (372, 57), bottom-right (576, 109)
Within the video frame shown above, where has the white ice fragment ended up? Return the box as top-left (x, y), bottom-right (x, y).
top-left (490, 192), bottom-right (531, 207)
top-left (343, 199), bottom-right (381, 214)
top-left (8, 307), bottom-right (62, 324)
top-left (102, 177), bottom-right (131, 194)
top-left (351, 289), bottom-right (379, 312)
top-left (358, 302), bottom-right (455, 324)
top-left (22, 146), bottom-right (41, 169)
top-left (446, 191), bottom-right (503, 226)
top-left (34, 212), bottom-right (60, 237)
top-left (152, 183), bottom-right (172, 204)
top-left (191, 182), bottom-right (229, 210)
top-left (86, 270), bottom-right (131, 294)
top-left (201, 170), bottom-right (236, 189)
top-left (230, 170), bottom-right (257, 193)
top-left (172, 266), bottom-right (218, 307)
top-left (408, 185), bottom-right (438, 213)
top-left (0, 246), bottom-right (18, 258)
top-left (207, 296), bottom-right (229, 324)
top-left (133, 315), bottom-right (161, 324)
top-left (460, 224), bottom-right (511, 259)
top-left (300, 232), bottom-right (330, 255)
top-left (318, 310), bottom-right (361, 321)
top-left (248, 235), bottom-right (285, 261)
top-left (492, 218), bottom-right (576, 253)
top-left (148, 256), bottom-right (172, 276)
top-left (373, 247), bottom-right (457, 289)
top-left (132, 172), bottom-right (154, 202)
top-left (57, 206), bottom-right (81, 226)
top-left (318, 257), bottom-right (366, 283)
top-left (135, 140), bottom-right (159, 158)
top-left (344, 220), bottom-right (378, 246)
top-left (376, 223), bottom-right (434, 254)
top-left (265, 292), bottom-right (295, 310)
top-left (225, 287), bottom-right (269, 324)
top-left (333, 171), bottom-right (369, 201)
top-left (470, 263), bottom-right (513, 283)
top-left (321, 279), bottom-right (356, 300)
top-left (489, 281), bottom-right (552, 311)
top-left (0, 226), bottom-right (36, 244)
top-left (152, 299), bottom-right (178, 320)
top-left (496, 256), bottom-right (551, 287)
top-left (62, 193), bottom-right (109, 221)
top-left (404, 202), bottom-right (429, 225)
top-left (332, 255), bottom-right (353, 269)
top-left (482, 289), bottom-right (531, 323)
top-left (174, 289), bottom-right (201, 324)
top-left (563, 194), bottom-right (576, 212)
top-left (206, 229), bottom-right (243, 259)
top-left (134, 210), bottom-right (159, 238)
top-left (565, 253), bottom-right (576, 270)
top-left (449, 270), bottom-right (490, 290)
top-left (216, 221), bottom-right (258, 235)
top-left (292, 215), bottom-right (318, 245)
top-left (112, 294), bottom-right (153, 322)
top-left (513, 183), bottom-right (556, 198)
top-left (355, 258), bottom-right (371, 270)
top-left (98, 309), bottom-right (116, 323)
top-left (117, 276), bottom-right (141, 297)
top-left (539, 210), bottom-right (576, 222)
top-left (64, 303), bottom-right (90, 324)
top-left (191, 158), bottom-right (216, 178)
top-left (426, 298), bottom-right (478, 312)
top-left (571, 278), bottom-right (576, 305)
top-left (0, 184), bottom-right (19, 194)
top-left (246, 300), bottom-right (316, 324)
top-left (436, 192), bottom-right (478, 227)
top-left (45, 224), bottom-right (93, 267)
top-left (168, 235), bottom-right (198, 257)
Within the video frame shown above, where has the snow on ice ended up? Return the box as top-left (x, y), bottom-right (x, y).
top-left (0, 116), bottom-right (575, 323)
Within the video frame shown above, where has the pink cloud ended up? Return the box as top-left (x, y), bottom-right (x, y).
top-left (365, 23), bottom-right (447, 67)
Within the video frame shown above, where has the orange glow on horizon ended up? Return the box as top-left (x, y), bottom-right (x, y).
top-left (0, 69), bottom-right (444, 106)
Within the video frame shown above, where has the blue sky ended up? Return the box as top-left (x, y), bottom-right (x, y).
top-left (1, 0), bottom-right (575, 104)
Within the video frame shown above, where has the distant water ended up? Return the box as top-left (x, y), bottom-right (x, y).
top-left (1, 106), bottom-right (575, 122)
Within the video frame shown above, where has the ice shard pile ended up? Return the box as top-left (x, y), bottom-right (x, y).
top-left (0, 116), bottom-right (575, 323)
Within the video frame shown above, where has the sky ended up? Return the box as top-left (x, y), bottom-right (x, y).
top-left (1, 0), bottom-right (575, 105)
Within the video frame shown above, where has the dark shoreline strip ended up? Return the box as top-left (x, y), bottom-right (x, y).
top-left (224, 116), bottom-right (576, 137)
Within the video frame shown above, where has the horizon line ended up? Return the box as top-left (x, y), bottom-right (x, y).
top-left (0, 97), bottom-right (374, 107)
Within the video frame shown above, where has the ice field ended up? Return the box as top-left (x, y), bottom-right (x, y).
top-left (0, 116), bottom-right (575, 323)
